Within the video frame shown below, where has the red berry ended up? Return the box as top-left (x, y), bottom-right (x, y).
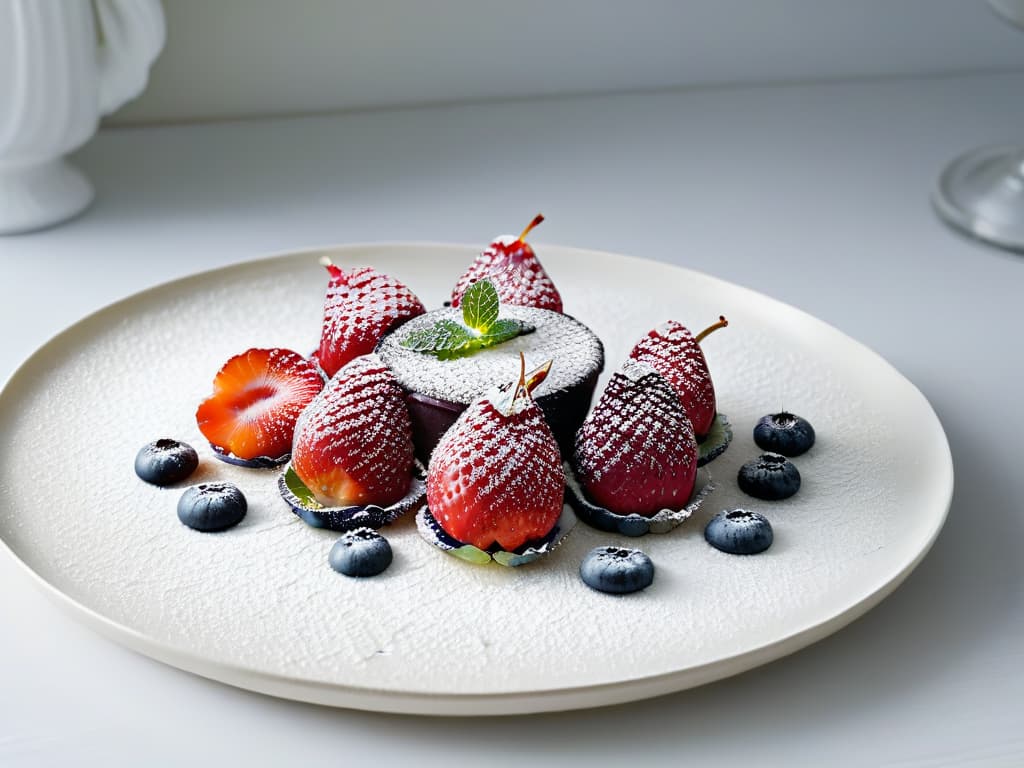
top-left (573, 361), bottom-right (697, 517)
top-left (628, 317), bottom-right (727, 438)
top-left (451, 214), bottom-right (563, 312)
top-left (292, 355), bottom-right (415, 508)
top-left (426, 359), bottom-right (564, 551)
top-left (313, 261), bottom-right (426, 379)
top-left (196, 348), bottom-right (324, 462)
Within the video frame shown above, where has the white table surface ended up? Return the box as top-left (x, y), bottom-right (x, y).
top-left (2, 72), bottom-right (1022, 767)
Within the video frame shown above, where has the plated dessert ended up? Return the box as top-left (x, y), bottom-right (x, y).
top-left (3, 231), bottom-right (938, 715)
top-left (136, 214), bottom-right (816, 587)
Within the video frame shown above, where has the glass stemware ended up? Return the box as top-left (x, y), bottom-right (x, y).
top-left (932, 0), bottom-right (1024, 251)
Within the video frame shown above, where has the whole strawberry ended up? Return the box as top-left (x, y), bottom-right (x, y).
top-left (426, 357), bottom-right (564, 551)
top-left (450, 214), bottom-right (563, 313)
top-left (573, 360), bottom-right (698, 517)
top-left (292, 354), bottom-right (415, 508)
top-left (313, 259), bottom-right (426, 379)
top-left (628, 316), bottom-right (728, 439)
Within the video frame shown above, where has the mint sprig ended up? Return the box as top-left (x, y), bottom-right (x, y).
top-left (462, 279), bottom-right (501, 332)
top-left (400, 279), bottom-right (534, 359)
top-left (400, 319), bottom-right (474, 356)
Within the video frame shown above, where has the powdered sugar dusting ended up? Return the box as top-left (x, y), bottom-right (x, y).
top-left (0, 247), bottom-right (949, 709)
top-left (315, 265), bottom-right (426, 378)
top-left (630, 319), bottom-right (717, 436)
top-left (426, 394), bottom-right (564, 551)
top-left (377, 306), bottom-right (603, 404)
top-left (292, 354), bottom-right (414, 506)
top-left (450, 239), bottom-right (563, 312)
top-left (574, 361), bottom-right (698, 516)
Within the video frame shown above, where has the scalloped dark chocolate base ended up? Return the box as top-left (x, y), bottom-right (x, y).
top-left (563, 462), bottom-right (715, 536)
top-left (278, 462), bottom-right (427, 531)
top-left (415, 504), bottom-right (577, 567)
top-left (697, 413), bottom-right (733, 467)
top-left (211, 444), bottom-right (290, 469)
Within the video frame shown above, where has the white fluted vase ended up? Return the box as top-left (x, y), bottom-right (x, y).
top-left (0, 0), bottom-right (164, 235)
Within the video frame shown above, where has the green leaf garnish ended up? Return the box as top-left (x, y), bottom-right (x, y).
top-left (451, 545), bottom-right (493, 565)
top-left (491, 550), bottom-right (520, 567)
top-left (284, 466), bottom-right (323, 510)
top-left (480, 318), bottom-right (529, 345)
top-left (400, 319), bottom-right (473, 353)
top-left (400, 279), bottom-right (533, 358)
top-left (461, 279), bottom-right (500, 332)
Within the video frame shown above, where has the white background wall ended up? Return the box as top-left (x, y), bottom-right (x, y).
top-left (110, 0), bottom-right (1024, 125)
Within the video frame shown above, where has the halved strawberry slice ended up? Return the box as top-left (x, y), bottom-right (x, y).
top-left (573, 360), bottom-right (698, 517)
top-left (450, 214), bottom-right (563, 313)
top-left (628, 316), bottom-right (728, 439)
top-left (313, 259), bottom-right (426, 379)
top-left (196, 348), bottom-right (324, 465)
top-left (426, 357), bottom-right (564, 551)
top-left (291, 354), bottom-right (415, 508)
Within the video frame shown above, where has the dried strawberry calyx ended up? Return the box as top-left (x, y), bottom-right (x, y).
top-left (400, 278), bottom-right (534, 359)
top-left (694, 315), bottom-right (729, 344)
top-left (518, 213), bottom-right (545, 243)
top-left (493, 355), bottom-right (552, 416)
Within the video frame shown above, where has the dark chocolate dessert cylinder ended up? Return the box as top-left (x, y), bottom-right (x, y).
top-left (376, 306), bottom-right (605, 464)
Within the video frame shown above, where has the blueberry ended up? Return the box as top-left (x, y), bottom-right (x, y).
top-left (329, 528), bottom-right (393, 577)
top-left (135, 439), bottom-right (198, 486)
top-left (177, 482), bottom-right (247, 532)
top-left (705, 509), bottom-right (773, 555)
top-left (753, 412), bottom-right (815, 457)
top-left (579, 546), bottom-right (654, 594)
top-left (737, 453), bottom-right (801, 500)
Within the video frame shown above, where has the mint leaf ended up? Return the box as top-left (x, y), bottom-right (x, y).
top-left (480, 319), bottom-right (534, 345)
top-left (400, 284), bottom-right (534, 359)
top-left (461, 279), bottom-right (500, 332)
top-left (401, 319), bottom-right (474, 353)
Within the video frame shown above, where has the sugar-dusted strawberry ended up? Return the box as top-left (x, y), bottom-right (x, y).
top-left (427, 357), bottom-right (564, 551)
top-left (313, 258), bottom-right (426, 379)
top-left (573, 360), bottom-right (698, 517)
top-left (292, 354), bottom-right (415, 508)
top-left (628, 316), bottom-right (728, 438)
top-left (196, 348), bottom-right (324, 465)
top-left (450, 214), bottom-right (563, 313)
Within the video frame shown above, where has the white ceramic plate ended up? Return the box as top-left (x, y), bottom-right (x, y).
top-left (0, 245), bottom-right (953, 716)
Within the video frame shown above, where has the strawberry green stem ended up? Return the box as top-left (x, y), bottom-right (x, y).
top-left (695, 315), bottom-right (729, 344)
top-left (518, 213), bottom-right (545, 242)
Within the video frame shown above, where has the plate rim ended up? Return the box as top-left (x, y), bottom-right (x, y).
top-left (0, 242), bottom-right (955, 716)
